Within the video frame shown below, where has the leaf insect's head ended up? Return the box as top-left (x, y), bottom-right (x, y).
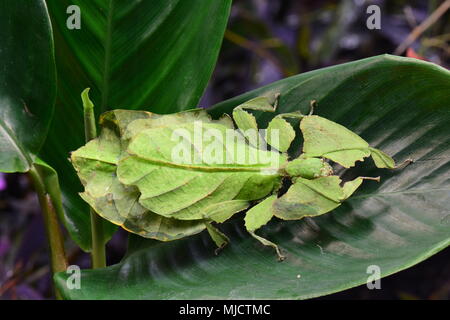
top-left (283, 156), bottom-right (333, 179)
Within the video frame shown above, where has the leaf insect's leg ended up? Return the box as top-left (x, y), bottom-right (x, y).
top-left (394, 158), bottom-right (414, 169)
top-left (342, 176), bottom-right (381, 200)
top-left (244, 195), bottom-right (285, 260)
top-left (309, 100), bottom-right (317, 115)
top-left (204, 222), bottom-right (230, 255)
top-left (249, 231), bottom-right (286, 261)
top-left (359, 176), bottom-right (381, 182)
top-left (370, 147), bottom-right (414, 170)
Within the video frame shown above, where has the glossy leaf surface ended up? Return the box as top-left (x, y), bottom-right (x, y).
top-left (0, 0), bottom-right (56, 172)
top-left (56, 55), bottom-right (450, 299)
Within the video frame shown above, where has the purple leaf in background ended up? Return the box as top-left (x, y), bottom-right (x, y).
top-left (15, 216), bottom-right (46, 267)
top-left (15, 285), bottom-right (44, 300)
top-left (0, 236), bottom-right (11, 258)
top-left (255, 60), bottom-right (282, 86)
top-left (0, 173), bottom-right (6, 191)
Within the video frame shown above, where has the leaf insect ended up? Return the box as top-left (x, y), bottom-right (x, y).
top-left (71, 89), bottom-right (411, 261)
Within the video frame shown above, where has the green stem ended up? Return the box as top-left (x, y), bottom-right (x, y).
top-left (29, 166), bottom-right (68, 299)
top-left (89, 208), bottom-right (106, 268)
top-left (82, 88), bottom-right (106, 269)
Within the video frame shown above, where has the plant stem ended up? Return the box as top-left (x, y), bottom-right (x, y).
top-left (89, 208), bottom-right (106, 268)
top-left (29, 166), bottom-right (68, 299)
top-left (82, 88), bottom-right (106, 269)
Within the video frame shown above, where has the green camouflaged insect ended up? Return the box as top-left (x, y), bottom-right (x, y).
top-left (71, 89), bottom-right (407, 260)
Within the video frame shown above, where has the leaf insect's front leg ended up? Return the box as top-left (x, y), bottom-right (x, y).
top-left (369, 147), bottom-right (414, 169)
top-left (231, 94), bottom-right (280, 149)
top-left (299, 101), bottom-right (414, 169)
top-left (231, 93), bottom-right (309, 153)
top-left (231, 93), bottom-right (310, 154)
top-left (264, 96), bottom-right (312, 153)
top-left (232, 94), bottom-right (279, 132)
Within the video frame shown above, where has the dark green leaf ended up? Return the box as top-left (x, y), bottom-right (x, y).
top-left (55, 55), bottom-right (450, 299)
top-left (41, 0), bottom-right (232, 250)
top-left (0, 0), bottom-right (56, 173)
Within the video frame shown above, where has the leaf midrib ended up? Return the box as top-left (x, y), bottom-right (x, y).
top-left (124, 154), bottom-right (281, 173)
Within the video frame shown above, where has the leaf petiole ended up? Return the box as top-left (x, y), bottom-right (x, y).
top-left (82, 88), bottom-right (106, 269)
top-left (28, 165), bottom-right (67, 299)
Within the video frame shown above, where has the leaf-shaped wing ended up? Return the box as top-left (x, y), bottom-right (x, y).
top-left (71, 110), bottom-right (207, 240)
top-left (80, 183), bottom-right (204, 241)
top-left (117, 120), bottom-right (286, 220)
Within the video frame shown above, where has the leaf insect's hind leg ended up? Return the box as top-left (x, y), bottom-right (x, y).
top-left (249, 231), bottom-right (285, 261)
top-left (204, 222), bottom-right (230, 255)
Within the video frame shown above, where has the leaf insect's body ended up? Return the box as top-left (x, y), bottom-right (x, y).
top-left (72, 90), bottom-right (409, 260)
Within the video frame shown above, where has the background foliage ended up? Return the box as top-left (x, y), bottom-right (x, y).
top-left (0, 0), bottom-right (449, 299)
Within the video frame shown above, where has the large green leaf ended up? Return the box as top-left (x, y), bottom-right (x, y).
top-left (0, 0), bottom-right (56, 173)
top-left (41, 0), bottom-right (232, 250)
top-left (55, 55), bottom-right (450, 299)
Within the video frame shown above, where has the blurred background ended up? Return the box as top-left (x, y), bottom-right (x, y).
top-left (1, 0), bottom-right (449, 299)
